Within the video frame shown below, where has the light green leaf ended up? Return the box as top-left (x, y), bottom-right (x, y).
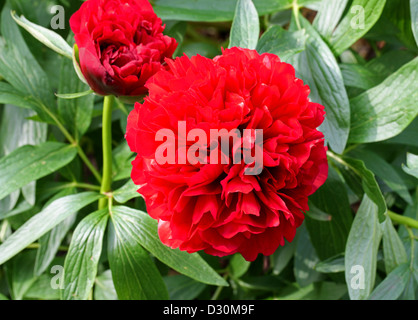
top-left (313, 0), bottom-right (348, 38)
top-left (56, 90), bottom-right (94, 100)
top-left (107, 215), bottom-right (169, 300)
top-left (0, 142), bottom-right (77, 201)
top-left (229, 254), bottom-right (251, 278)
top-left (111, 206), bottom-right (228, 287)
top-left (411, 0), bottom-right (418, 45)
top-left (0, 192), bottom-right (101, 265)
top-left (288, 16), bottom-right (350, 154)
top-left (271, 239), bottom-right (296, 276)
top-left (294, 225), bottom-right (322, 287)
top-left (345, 195), bottom-right (382, 300)
top-left (330, 0), bottom-right (387, 56)
top-left (256, 26), bottom-right (307, 62)
top-left (403, 153), bottom-right (418, 179)
top-left (229, 0), bottom-right (259, 49)
top-left (349, 57), bottom-right (418, 144)
top-left (368, 263), bottom-right (410, 300)
top-left (94, 270), bottom-right (118, 301)
top-left (11, 11), bottom-right (73, 59)
top-left (62, 209), bottom-right (109, 300)
top-left (340, 64), bottom-right (386, 90)
top-left (113, 180), bottom-right (141, 204)
top-left (315, 254), bottom-right (345, 273)
top-left (24, 274), bottom-right (60, 300)
top-left (381, 218), bottom-right (408, 274)
top-left (0, 5), bottom-right (55, 122)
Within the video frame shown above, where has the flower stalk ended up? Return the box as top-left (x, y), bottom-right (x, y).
top-left (98, 95), bottom-right (115, 210)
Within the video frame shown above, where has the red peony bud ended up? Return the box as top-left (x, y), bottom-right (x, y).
top-left (70, 0), bottom-right (177, 99)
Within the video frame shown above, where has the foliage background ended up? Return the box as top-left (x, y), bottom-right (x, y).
top-left (0, 0), bottom-right (417, 300)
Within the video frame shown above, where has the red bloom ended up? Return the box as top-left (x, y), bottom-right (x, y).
top-left (126, 48), bottom-right (328, 261)
top-left (70, 0), bottom-right (177, 98)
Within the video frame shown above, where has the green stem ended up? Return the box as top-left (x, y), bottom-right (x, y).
top-left (98, 95), bottom-right (115, 210)
top-left (39, 100), bottom-right (102, 184)
top-left (388, 211), bottom-right (418, 230)
top-left (211, 274), bottom-right (229, 300)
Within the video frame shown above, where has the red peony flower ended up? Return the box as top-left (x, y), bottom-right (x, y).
top-left (125, 47), bottom-right (328, 261)
top-left (69, 0), bottom-right (177, 98)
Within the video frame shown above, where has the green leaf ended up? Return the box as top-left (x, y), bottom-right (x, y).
top-left (229, 0), bottom-right (260, 50)
top-left (62, 209), bottom-right (109, 300)
top-left (329, 0), bottom-right (387, 56)
top-left (340, 64), bottom-right (386, 90)
top-left (0, 142), bottom-right (77, 201)
top-left (56, 90), bottom-right (94, 100)
top-left (403, 153), bottom-right (418, 179)
top-left (94, 270), bottom-right (118, 301)
top-left (110, 206), bottom-right (228, 287)
top-left (288, 16), bottom-right (350, 154)
top-left (312, 0), bottom-right (348, 38)
top-left (0, 192), bottom-right (101, 265)
top-left (0, 5), bottom-right (55, 122)
top-left (163, 275), bottom-right (206, 300)
top-left (256, 26), bottom-right (307, 62)
top-left (229, 254), bottom-right (251, 278)
top-left (305, 167), bottom-right (353, 260)
top-left (345, 195), bottom-right (382, 300)
top-left (107, 214), bottom-right (169, 300)
top-left (315, 254), bottom-right (345, 273)
top-left (113, 180), bottom-right (141, 204)
top-left (24, 274), bottom-right (60, 300)
top-left (381, 218), bottom-right (408, 274)
top-left (329, 154), bottom-right (387, 222)
top-left (294, 225), bottom-right (322, 287)
top-left (0, 82), bottom-right (41, 111)
top-left (368, 263), bottom-right (410, 300)
top-left (11, 11), bottom-right (73, 59)
top-left (271, 239), bottom-right (296, 276)
top-left (412, 0), bottom-right (418, 45)
top-left (34, 214), bottom-right (76, 277)
top-left (5, 250), bottom-right (38, 300)
top-left (349, 57), bottom-right (418, 144)
top-left (351, 149), bottom-right (413, 205)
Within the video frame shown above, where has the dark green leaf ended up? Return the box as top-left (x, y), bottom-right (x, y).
top-left (340, 64), bottom-right (385, 90)
top-left (62, 209), bottom-right (109, 300)
top-left (306, 167), bottom-right (353, 260)
top-left (0, 192), bottom-right (101, 265)
top-left (107, 215), bottom-right (169, 300)
top-left (271, 239), bottom-right (296, 276)
top-left (111, 206), bottom-right (228, 287)
top-left (0, 142), bottom-right (77, 201)
top-left (163, 275), bottom-right (206, 300)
